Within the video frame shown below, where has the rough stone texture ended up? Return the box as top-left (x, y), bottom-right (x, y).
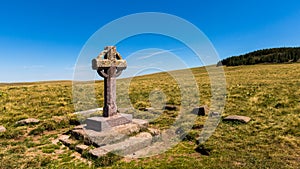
top-left (192, 105), bottom-right (209, 116)
top-left (59, 135), bottom-right (76, 147)
top-left (127, 141), bottom-right (167, 158)
top-left (92, 46), bottom-right (127, 117)
top-left (163, 105), bottom-right (178, 111)
top-left (93, 59), bottom-right (127, 68)
top-left (223, 115), bottom-right (251, 123)
top-left (75, 144), bottom-right (89, 153)
top-left (15, 118), bottom-right (40, 125)
top-left (132, 119), bottom-right (149, 130)
top-left (85, 113), bottom-right (132, 131)
top-left (0, 125), bottom-right (6, 132)
top-left (106, 132), bottom-right (152, 156)
top-left (89, 132), bottom-right (152, 157)
top-left (71, 122), bottom-right (142, 147)
top-left (71, 120), bottom-right (151, 148)
top-left (71, 129), bottom-right (87, 141)
top-left (89, 147), bottom-right (108, 158)
top-left (86, 130), bottom-right (128, 147)
top-left (114, 123), bottom-right (140, 135)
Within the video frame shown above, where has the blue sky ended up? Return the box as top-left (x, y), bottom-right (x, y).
top-left (0, 0), bottom-right (300, 82)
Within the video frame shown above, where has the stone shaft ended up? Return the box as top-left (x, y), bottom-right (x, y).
top-left (92, 46), bottom-right (127, 117)
top-left (103, 66), bottom-right (117, 117)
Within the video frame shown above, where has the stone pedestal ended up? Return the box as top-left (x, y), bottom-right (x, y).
top-left (85, 113), bottom-right (132, 131)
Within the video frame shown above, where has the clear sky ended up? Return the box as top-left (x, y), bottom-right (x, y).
top-left (0, 0), bottom-right (300, 82)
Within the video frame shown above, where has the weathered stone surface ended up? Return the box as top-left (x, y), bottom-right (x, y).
top-left (223, 115), bottom-right (251, 123)
top-left (59, 135), bottom-right (75, 147)
top-left (0, 126), bottom-right (6, 132)
top-left (15, 118), bottom-right (40, 125)
top-left (58, 134), bottom-right (70, 141)
top-left (114, 123), bottom-right (140, 135)
top-left (82, 122), bottom-right (142, 147)
top-left (86, 130), bottom-right (127, 147)
top-left (92, 132), bottom-right (152, 157)
top-left (93, 59), bottom-right (127, 68)
top-left (89, 147), bottom-right (108, 158)
top-left (75, 144), bottom-right (89, 153)
top-left (127, 141), bottom-right (167, 158)
top-left (192, 105), bottom-right (209, 116)
top-left (106, 114), bottom-right (132, 127)
top-left (92, 46), bottom-right (127, 117)
top-left (132, 119), bottom-right (149, 129)
top-left (85, 113), bottom-right (132, 131)
top-left (163, 105), bottom-right (178, 111)
top-left (70, 129), bottom-right (87, 141)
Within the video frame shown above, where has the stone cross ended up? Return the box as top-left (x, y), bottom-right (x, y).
top-left (92, 46), bottom-right (127, 117)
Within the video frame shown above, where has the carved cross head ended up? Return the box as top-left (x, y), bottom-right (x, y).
top-left (92, 46), bottom-right (127, 70)
top-left (92, 46), bottom-right (127, 78)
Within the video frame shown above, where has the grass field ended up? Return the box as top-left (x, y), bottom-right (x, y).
top-left (0, 63), bottom-right (299, 168)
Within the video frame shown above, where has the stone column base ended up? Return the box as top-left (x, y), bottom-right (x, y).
top-left (85, 113), bottom-right (132, 131)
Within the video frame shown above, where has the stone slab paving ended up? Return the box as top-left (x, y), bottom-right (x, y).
top-left (59, 135), bottom-right (76, 147)
top-left (70, 120), bottom-right (148, 147)
top-left (75, 144), bottom-right (89, 153)
top-left (89, 132), bottom-right (152, 157)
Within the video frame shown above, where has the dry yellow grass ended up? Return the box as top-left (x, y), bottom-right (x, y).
top-left (0, 63), bottom-right (299, 168)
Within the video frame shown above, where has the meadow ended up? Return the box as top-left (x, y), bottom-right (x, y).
top-left (0, 63), bottom-right (299, 168)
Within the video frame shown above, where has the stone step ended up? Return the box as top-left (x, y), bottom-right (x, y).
top-left (89, 132), bottom-right (152, 158)
top-left (127, 141), bottom-right (167, 158)
top-left (192, 105), bottom-right (209, 116)
top-left (132, 119), bottom-right (148, 129)
top-left (75, 144), bottom-right (89, 153)
top-left (59, 135), bottom-right (76, 147)
top-left (70, 119), bottom-right (149, 147)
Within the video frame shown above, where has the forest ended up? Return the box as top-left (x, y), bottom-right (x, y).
top-left (218, 47), bottom-right (300, 66)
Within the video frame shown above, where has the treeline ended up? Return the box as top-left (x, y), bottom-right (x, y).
top-left (218, 47), bottom-right (300, 66)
